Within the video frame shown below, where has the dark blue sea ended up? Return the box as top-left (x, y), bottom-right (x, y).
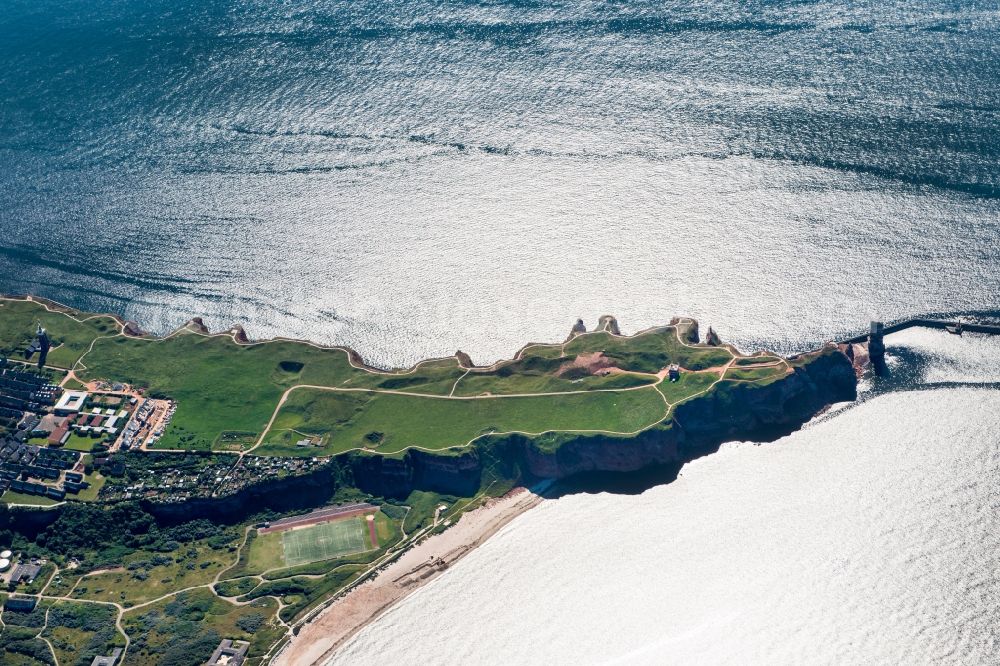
top-left (1, 0), bottom-right (999, 366)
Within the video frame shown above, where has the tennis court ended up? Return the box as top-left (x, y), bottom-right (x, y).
top-left (281, 516), bottom-right (369, 566)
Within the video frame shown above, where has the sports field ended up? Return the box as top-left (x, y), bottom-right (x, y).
top-left (282, 517), bottom-right (369, 566)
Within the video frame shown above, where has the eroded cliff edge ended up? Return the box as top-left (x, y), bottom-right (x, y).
top-left (345, 345), bottom-right (857, 498)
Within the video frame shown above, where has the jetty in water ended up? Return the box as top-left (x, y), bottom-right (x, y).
top-left (841, 317), bottom-right (1000, 373)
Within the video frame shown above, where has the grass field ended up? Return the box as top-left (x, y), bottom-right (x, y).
top-left (1, 490), bottom-right (60, 506)
top-left (72, 541), bottom-right (235, 606)
top-left (74, 472), bottom-right (107, 502)
top-left (0, 299), bottom-right (804, 458)
top-left (63, 432), bottom-right (104, 452)
top-left (654, 371), bottom-right (721, 404)
top-left (281, 517), bottom-right (369, 567)
top-left (122, 588), bottom-right (281, 666)
top-left (263, 385), bottom-right (670, 455)
top-left (0, 298), bottom-right (123, 369)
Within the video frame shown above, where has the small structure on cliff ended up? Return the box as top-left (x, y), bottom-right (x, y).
top-left (205, 639), bottom-right (249, 666)
top-left (23, 324), bottom-right (51, 369)
top-left (668, 364), bottom-right (680, 382)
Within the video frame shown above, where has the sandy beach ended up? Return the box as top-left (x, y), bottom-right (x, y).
top-left (275, 487), bottom-right (547, 666)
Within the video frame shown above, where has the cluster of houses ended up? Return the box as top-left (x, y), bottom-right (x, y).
top-left (96, 452), bottom-right (327, 503)
top-left (48, 390), bottom-right (135, 445)
top-left (0, 439), bottom-right (82, 500)
top-left (0, 358), bottom-right (60, 441)
top-left (0, 364), bottom-right (113, 501)
top-left (213, 454), bottom-right (328, 496)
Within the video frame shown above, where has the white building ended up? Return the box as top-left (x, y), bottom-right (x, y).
top-left (54, 390), bottom-right (88, 415)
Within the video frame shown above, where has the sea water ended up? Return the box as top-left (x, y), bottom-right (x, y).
top-left (2, 0), bottom-right (999, 366)
top-left (2, 1), bottom-right (999, 662)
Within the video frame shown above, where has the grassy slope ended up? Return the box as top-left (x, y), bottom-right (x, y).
top-left (80, 332), bottom-right (358, 450)
top-left (0, 299), bottom-right (120, 369)
top-left (121, 588), bottom-right (281, 665)
top-left (71, 542), bottom-right (234, 607)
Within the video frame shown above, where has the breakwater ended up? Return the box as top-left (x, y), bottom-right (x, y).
top-left (841, 318), bottom-right (1000, 345)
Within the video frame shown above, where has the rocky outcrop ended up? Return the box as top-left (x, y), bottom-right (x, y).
top-left (231, 325), bottom-right (249, 344)
top-left (672, 318), bottom-right (699, 344)
top-left (599, 315), bottom-right (621, 335)
top-left (705, 326), bottom-right (721, 346)
top-left (187, 317), bottom-right (210, 334)
top-left (521, 346), bottom-right (856, 479)
top-left (138, 346), bottom-right (857, 523)
top-left (343, 346), bottom-right (857, 496)
top-left (455, 350), bottom-right (473, 368)
top-left (567, 318), bottom-right (587, 341)
top-left (838, 341), bottom-right (870, 377)
top-left (123, 321), bottom-right (145, 337)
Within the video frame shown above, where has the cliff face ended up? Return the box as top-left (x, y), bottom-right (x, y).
top-left (522, 346), bottom-right (857, 479)
top-left (143, 347), bottom-right (858, 518)
top-left (343, 346), bottom-right (858, 496)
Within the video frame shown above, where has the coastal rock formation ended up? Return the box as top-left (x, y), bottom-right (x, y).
top-left (123, 320), bottom-right (144, 337)
top-left (332, 345), bottom-right (858, 499)
top-left (599, 315), bottom-right (621, 335)
top-left (838, 341), bottom-right (870, 377)
top-left (522, 345), bottom-right (856, 479)
top-left (231, 325), bottom-right (249, 344)
top-left (455, 350), bottom-right (474, 368)
top-left (187, 317), bottom-right (210, 334)
top-left (94, 347), bottom-right (860, 529)
top-left (567, 318), bottom-right (588, 340)
top-left (672, 317), bottom-right (699, 343)
top-left (705, 326), bottom-right (721, 346)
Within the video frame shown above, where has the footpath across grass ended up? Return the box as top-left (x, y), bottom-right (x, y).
top-left (264, 385), bottom-right (670, 455)
top-left (0, 299), bottom-right (794, 458)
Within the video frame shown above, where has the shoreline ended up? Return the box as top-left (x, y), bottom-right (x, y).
top-left (275, 486), bottom-right (547, 666)
top-left (0, 293), bottom-right (697, 375)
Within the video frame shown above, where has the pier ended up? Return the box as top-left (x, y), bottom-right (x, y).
top-left (841, 317), bottom-right (1000, 375)
top-left (841, 318), bottom-right (1000, 345)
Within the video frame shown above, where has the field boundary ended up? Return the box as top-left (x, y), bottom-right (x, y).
top-left (259, 503), bottom-right (377, 534)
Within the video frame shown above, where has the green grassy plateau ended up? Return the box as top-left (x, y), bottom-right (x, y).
top-left (0, 297), bottom-right (794, 457)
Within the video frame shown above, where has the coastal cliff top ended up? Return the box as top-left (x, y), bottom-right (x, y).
top-left (0, 296), bottom-right (835, 458)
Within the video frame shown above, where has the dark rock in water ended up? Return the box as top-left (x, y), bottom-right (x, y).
top-left (705, 326), bottom-right (721, 346)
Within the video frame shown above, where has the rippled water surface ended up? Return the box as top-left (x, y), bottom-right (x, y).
top-left (2, 0), bottom-right (1000, 365)
top-left (3, 2), bottom-right (1000, 663)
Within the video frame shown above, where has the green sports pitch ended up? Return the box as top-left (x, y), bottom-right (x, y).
top-left (281, 517), bottom-right (369, 566)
